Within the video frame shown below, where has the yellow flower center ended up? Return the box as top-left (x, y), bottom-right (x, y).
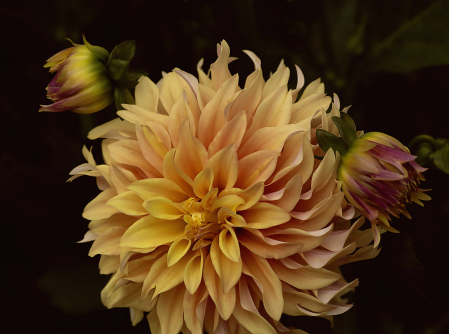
top-left (182, 197), bottom-right (221, 241)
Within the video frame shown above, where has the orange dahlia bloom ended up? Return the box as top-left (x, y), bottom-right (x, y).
top-left (71, 41), bottom-right (380, 333)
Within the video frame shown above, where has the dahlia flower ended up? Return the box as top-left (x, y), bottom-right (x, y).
top-left (40, 37), bottom-right (113, 114)
top-left (72, 40), bottom-right (382, 333)
top-left (337, 131), bottom-right (430, 247)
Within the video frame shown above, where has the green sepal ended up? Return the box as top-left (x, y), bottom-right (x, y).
top-left (82, 35), bottom-right (109, 63)
top-left (340, 112), bottom-right (356, 132)
top-left (115, 40), bottom-right (136, 61)
top-left (115, 68), bottom-right (148, 89)
top-left (433, 148), bottom-right (449, 174)
top-left (332, 116), bottom-right (358, 148)
top-left (109, 59), bottom-right (130, 80)
top-left (114, 87), bottom-right (135, 111)
top-left (107, 45), bottom-right (118, 65)
top-left (414, 142), bottom-right (433, 166)
top-left (316, 129), bottom-right (347, 156)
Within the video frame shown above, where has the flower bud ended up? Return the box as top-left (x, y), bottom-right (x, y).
top-left (39, 41), bottom-right (113, 114)
top-left (338, 132), bottom-right (430, 245)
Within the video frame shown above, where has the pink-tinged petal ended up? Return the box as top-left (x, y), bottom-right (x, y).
top-left (228, 69), bottom-right (264, 124)
top-left (128, 178), bottom-right (188, 203)
top-left (282, 284), bottom-right (335, 316)
top-left (241, 248), bottom-right (284, 320)
top-left (236, 150), bottom-right (279, 189)
top-left (240, 202), bottom-right (290, 229)
top-left (321, 216), bottom-right (365, 251)
top-left (184, 249), bottom-right (205, 294)
top-left (203, 254), bottom-right (236, 320)
top-left (237, 228), bottom-right (303, 259)
top-left (302, 243), bottom-right (357, 268)
top-left (198, 74), bottom-right (239, 149)
top-left (261, 65), bottom-right (290, 100)
top-left (89, 226), bottom-right (127, 256)
top-left (371, 169), bottom-right (404, 181)
top-left (108, 139), bottom-right (162, 178)
top-left (316, 279), bottom-right (359, 305)
top-left (208, 111), bottom-right (247, 157)
top-left (310, 148), bottom-right (336, 192)
top-left (157, 284), bottom-right (185, 334)
top-left (209, 144), bottom-right (238, 191)
top-left (118, 104), bottom-right (169, 130)
top-left (269, 260), bottom-right (340, 290)
top-left (135, 76), bottom-right (159, 112)
top-left (348, 190), bottom-right (378, 221)
top-left (163, 148), bottom-right (195, 198)
top-left (269, 173), bottom-right (303, 212)
top-left (174, 120), bottom-right (208, 180)
top-left (120, 215), bottom-right (186, 249)
top-left (83, 187), bottom-right (119, 220)
top-left (211, 237), bottom-right (242, 294)
top-left (143, 197), bottom-right (184, 220)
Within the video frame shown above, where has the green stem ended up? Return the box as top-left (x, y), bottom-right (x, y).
top-left (408, 135), bottom-right (436, 151)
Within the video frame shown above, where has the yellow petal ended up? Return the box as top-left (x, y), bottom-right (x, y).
top-left (83, 187), bottom-right (119, 220)
top-left (168, 94), bottom-right (196, 147)
top-left (167, 238), bottom-right (191, 267)
top-left (157, 284), bottom-right (185, 334)
top-left (193, 167), bottom-right (214, 199)
top-left (159, 72), bottom-right (185, 114)
top-left (290, 93), bottom-right (331, 123)
top-left (163, 148), bottom-right (195, 197)
top-left (183, 282), bottom-right (209, 334)
top-left (135, 76), bottom-right (159, 112)
top-left (219, 225), bottom-right (240, 262)
top-left (211, 195), bottom-right (245, 212)
top-left (109, 164), bottom-right (138, 194)
top-left (128, 178), bottom-right (189, 203)
top-left (136, 123), bottom-right (170, 174)
top-left (118, 104), bottom-right (169, 130)
top-left (89, 226), bottom-right (126, 256)
top-left (87, 117), bottom-right (136, 140)
top-left (211, 237), bottom-right (242, 293)
top-left (233, 295), bottom-right (277, 334)
top-left (107, 191), bottom-right (147, 216)
top-left (121, 215), bottom-right (186, 249)
top-left (208, 110), bottom-right (247, 157)
top-left (203, 254), bottom-right (236, 320)
top-left (236, 150), bottom-right (279, 189)
top-left (184, 249), bottom-right (205, 294)
top-left (211, 40), bottom-right (233, 91)
top-left (143, 196), bottom-right (184, 219)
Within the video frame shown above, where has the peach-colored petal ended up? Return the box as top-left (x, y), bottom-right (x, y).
top-left (121, 215), bottom-right (186, 249)
top-left (128, 178), bottom-right (189, 203)
top-left (163, 148), bottom-right (195, 198)
top-left (198, 74), bottom-right (239, 149)
top-left (209, 143), bottom-right (238, 191)
top-left (136, 123), bottom-right (170, 174)
top-left (236, 150), bottom-right (279, 189)
top-left (240, 202), bottom-right (290, 229)
top-left (159, 72), bottom-right (186, 114)
top-left (89, 226), bottom-right (127, 257)
top-left (193, 167), bottom-right (214, 199)
top-left (175, 120), bottom-right (208, 180)
top-left (233, 294), bottom-right (277, 334)
top-left (83, 187), bottom-right (119, 220)
top-left (261, 65), bottom-right (289, 100)
top-left (168, 94), bottom-right (196, 147)
top-left (208, 111), bottom-right (247, 157)
top-left (290, 93), bottom-right (331, 124)
top-left (269, 261), bottom-right (340, 290)
top-left (241, 249), bottom-right (283, 320)
top-left (211, 40), bottom-right (233, 91)
top-left (88, 117), bottom-right (136, 140)
top-left (203, 254), bottom-right (236, 320)
top-left (118, 104), bottom-right (169, 130)
top-left (110, 164), bottom-right (138, 194)
top-left (211, 237), bottom-right (242, 294)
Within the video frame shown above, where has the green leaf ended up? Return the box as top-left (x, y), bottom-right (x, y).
top-left (316, 129), bottom-right (347, 155)
top-left (433, 148), bottom-right (449, 174)
top-left (340, 112), bottom-right (356, 132)
top-left (414, 143), bottom-right (433, 166)
top-left (114, 87), bottom-right (135, 111)
top-left (115, 69), bottom-right (148, 89)
top-left (115, 40), bottom-right (136, 61)
top-left (371, 0), bottom-right (449, 73)
top-left (82, 35), bottom-right (109, 63)
top-left (332, 116), bottom-right (357, 147)
top-left (107, 45), bottom-right (118, 65)
top-left (109, 59), bottom-right (130, 81)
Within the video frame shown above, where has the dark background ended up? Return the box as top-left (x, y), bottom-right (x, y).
top-left (2, 0), bottom-right (449, 333)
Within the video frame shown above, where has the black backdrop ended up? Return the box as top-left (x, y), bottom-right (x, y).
top-left (2, 0), bottom-right (449, 333)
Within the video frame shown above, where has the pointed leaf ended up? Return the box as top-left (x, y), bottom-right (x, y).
top-left (316, 129), bottom-right (346, 155)
top-left (332, 116), bottom-right (357, 147)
